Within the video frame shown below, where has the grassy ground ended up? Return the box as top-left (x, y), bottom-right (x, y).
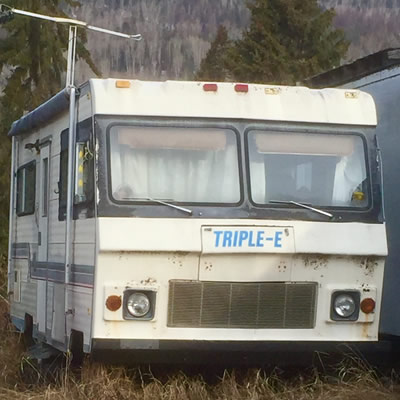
top-left (1, 298), bottom-right (400, 400)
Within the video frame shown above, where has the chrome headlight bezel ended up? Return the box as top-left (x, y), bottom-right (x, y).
top-left (330, 290), bottom-right (360, 321)
top-left (123, 290), bottom-right (156, 320)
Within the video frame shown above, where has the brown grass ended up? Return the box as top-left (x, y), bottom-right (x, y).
top-left (1, 298), bottom-right (400, 400)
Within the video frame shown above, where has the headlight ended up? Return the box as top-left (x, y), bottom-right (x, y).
top-left (126, 292), bottom-right (150, 317)
top-left (334, 294), bottom-right (356, 317)
top-left (331, 291), bottom-right (360, 321)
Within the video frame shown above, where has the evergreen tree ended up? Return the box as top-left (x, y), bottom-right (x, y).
top-left (0, 112), bottom-right (10, 259)
top-left (195, 25), bottom-right (231, 81)
top-left (0, 0), bottom-right (100, 127)
top-left (0, 0), bottom-right (100, 256)
top-left (197, 0), bottom-right (349, 85)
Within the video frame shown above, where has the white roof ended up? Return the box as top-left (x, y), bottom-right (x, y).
top-left (89, 79), bottom-right (377, 126)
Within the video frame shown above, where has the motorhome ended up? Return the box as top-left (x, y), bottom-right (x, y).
top-left (8, 79), bottom-right (387, 362)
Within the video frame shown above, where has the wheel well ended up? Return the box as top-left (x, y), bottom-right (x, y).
top-left (69, 329), bottom-right (84, 366)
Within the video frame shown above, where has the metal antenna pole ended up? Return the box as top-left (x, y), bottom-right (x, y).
top-left (66, 26), bottom-right (77, 88)
top-left (64, 26), bottom-right (78, 320)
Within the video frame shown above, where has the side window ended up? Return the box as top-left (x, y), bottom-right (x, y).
top-left (58, 118), bottom-right (95, 221)
top-left (16, 161), bottom-right (36, 216)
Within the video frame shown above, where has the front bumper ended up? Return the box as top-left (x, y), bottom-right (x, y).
top-left (91, 338), bottom-right (391, 365)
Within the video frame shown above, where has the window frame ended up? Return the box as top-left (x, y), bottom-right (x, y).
top-left (58, 118), bottom-right (95, 221)
top-left (106, 122), bottom-right (244, 207)
top-left (16, 160), bottom-right (36, 217)
top-left (245, 127), bottom-right (372, 211)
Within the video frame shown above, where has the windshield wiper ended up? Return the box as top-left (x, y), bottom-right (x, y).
top-left (148, 198), bottom-right (193, 215)
top-left (122, 197), bottom-right (193, 215)
top-left (270, 200), bottom-right (333, 219)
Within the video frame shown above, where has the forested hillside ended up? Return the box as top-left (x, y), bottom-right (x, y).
top-left (67, 0), bottom-right (400, 83)
top-left (324, 0), bottom-right (400, 61)
top-left (71, 0), bottom-right (249, 82)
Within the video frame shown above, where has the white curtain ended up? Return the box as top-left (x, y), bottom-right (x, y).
top-left (110, 127), bottom-right (240, 203)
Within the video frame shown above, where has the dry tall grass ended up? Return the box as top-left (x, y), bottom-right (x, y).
top-left (1, 298), bottom-right (400, 400)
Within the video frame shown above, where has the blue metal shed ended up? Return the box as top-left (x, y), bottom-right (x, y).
top-left (305, 49), bottom-right (400, 337)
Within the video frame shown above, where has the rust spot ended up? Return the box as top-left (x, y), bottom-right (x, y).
top-left (278, 261), bottom-right (288, 272)
top-left (204, 261), bottom-right (213, 271)
top-left (361, 313), bottom-right (372, 339)
top-left (361, 257), bottom-right (378, 277)
top-left (140, 277), bottom-right (157, 285)
top-left (169, 252), bottom-right (189, 267)
top-left (349, 255), bottom-right (364, 264)
top-left (284, 228), bottom-right (290, 237)
top-left (361, 322), bottom-right (369, 338)
top-left (302, 255), bottom-right (329, 270)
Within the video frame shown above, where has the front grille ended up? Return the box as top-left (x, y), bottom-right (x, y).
top-left (168, 281), bottom-right (317, 329)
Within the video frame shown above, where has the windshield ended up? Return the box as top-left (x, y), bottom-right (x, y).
top-left (247, 130), bottom-right (369, 208)
top-left (109, 125), bottom-right (241, 203)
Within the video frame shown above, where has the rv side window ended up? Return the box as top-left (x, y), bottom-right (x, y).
top-left (16, 161), bottom-right (36, 216)
top-left (59, 118), bottom-right (94, 221)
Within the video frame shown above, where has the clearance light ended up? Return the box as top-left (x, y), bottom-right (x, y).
top-left (235, 84), bottom-right (249, 93)
top-left (265, 87), bottom-right (281, 95)
top-left (203, 83), bottom-right (218, 92)
top-left (105, 295), bottom-right (122, 312)
top-left (360, 298), bottom-right (376, 314)
top-left (116, 80), bottom-right (131, 88)
top-left (345, 91), bottom-right (359, 99)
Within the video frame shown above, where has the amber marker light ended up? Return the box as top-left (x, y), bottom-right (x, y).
top-left (360, 298), bottom-right (376, 314)
top-left (116, 80), bottom-right (131, 88)
top-left (106, 295), bottom-right (122, 311)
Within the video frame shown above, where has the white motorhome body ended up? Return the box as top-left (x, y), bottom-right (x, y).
top-left (8, 79), bottom-right (387, 359)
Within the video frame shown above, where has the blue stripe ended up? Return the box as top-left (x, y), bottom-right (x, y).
top-left (12, 243), bottom-right (94, 286)
top-left (31, 261), bottom-right (94, 286)
top-left (12, 243), bottom-right (30, 259)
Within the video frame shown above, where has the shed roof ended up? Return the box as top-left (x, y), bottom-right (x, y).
top-left (304, 48), bottom-right (400, 89)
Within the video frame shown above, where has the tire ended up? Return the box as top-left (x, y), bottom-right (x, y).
top-left (23, 313), bottom-right (34, 348)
